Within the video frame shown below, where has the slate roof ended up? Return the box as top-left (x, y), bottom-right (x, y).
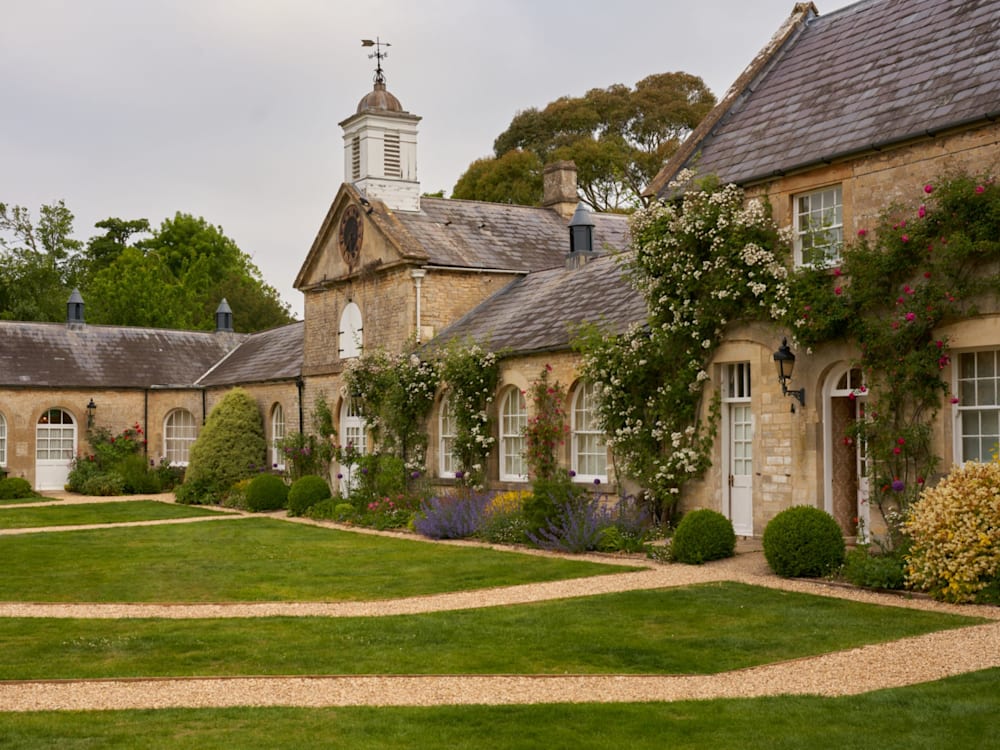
top-left (393, 197), bottom-right (629, 272)
top-left (430, 253), bottom-right (647, 355)
top-left (648, 0), bottom-right (1000, 196)
top-left (0, 322), bottom-right (245, 389)
top-left (198, 322), bottom-right (304, 386)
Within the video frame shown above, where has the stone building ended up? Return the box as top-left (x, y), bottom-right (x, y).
top-left (3, 0), bottom-right (999, 545)
top-left (644, 0), bottom-right (1000, 535)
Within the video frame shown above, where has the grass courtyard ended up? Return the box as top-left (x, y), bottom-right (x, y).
top-left (0, 496), bottom-right (996, 748)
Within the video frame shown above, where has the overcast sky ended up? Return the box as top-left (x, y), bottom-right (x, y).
top-left (1, 0), bottom-right (856, 320)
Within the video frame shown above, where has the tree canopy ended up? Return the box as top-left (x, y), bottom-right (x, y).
top-left (0, 202), bottom-right (294, 331)
top-left (452, 72), bottom-right (715, 212)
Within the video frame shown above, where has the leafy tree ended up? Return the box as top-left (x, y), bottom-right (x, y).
top-left (455, 72), bottom-right (715, 211)
top-left (85, 217), bottom-right (151, 276)
top-left (451, 150), bottom-right (543, 205)
top-left (137, 213), bottom-right (293, 331)
top-left (86, 246), bottom-right (194, 328)
top-left (0, 200), bottom-right (83, 320)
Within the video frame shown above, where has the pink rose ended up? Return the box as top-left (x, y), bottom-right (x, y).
top-left (924, 184), bottom-right (933, 194)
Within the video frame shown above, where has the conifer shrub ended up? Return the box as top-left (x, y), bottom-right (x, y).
top-left (287, 475), bottom-right (332, 516)
top-left (905, 460), bottom-right (1000, 603)
top-left (669, 508), bottom-right (736, 564)
top-left (244, 473), bottom-right (289, 512)
top-left (763, 505), bottom-right (845, 577)
top-left (0, 476), bottom-right (36, 500)
top-left (182, 388), bottom-right (266, 504)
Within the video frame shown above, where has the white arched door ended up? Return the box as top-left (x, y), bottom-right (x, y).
top-left (35, 408), bottom-right (77, 490)
top-left (339, 398), bottom-right (367, 494)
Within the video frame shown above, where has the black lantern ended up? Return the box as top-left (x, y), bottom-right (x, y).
top-left (86, 398), bottom-right (97, 428)
top-left (773, 338), bottom-right (805, 408)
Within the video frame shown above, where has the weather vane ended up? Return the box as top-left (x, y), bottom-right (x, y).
top-left (361, 38), bottom-right (391, 85)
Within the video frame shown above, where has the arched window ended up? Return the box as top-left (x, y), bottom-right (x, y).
top-left (164, 409), bottom-right (198, 465)
top-left (439, 395), bottom-right (459, 478)
top-left (271, 403), bottom-right (285, 470)
top-left (572, 381), bottom-right (607, 483)
top-left (0, 413), bottom-right (6, 467)
top-left (35, 408), bottom-right (77, 490)
top-left (339, 302), bottom-right (363, 360)
top-left (499, 388), bottom-right (527, 482)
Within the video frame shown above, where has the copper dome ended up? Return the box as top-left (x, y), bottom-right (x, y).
top-left (356, 82), bottom-right (403, 114)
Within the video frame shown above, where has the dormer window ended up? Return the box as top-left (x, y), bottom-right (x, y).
top-left (794, 185), bottom-right (843, 268)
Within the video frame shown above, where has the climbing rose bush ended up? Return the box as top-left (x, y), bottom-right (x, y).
top-left (905, 460), bottom-right (1000, 603)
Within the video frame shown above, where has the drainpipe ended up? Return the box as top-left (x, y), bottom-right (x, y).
top-left (201, 389), bottom-right (207, 425)
top-left (296, 376), bottom-right (305, 433)
top-left (411, 268), bottom-right (426, 343)
top-left (143, 389), bottom-right (149, 460)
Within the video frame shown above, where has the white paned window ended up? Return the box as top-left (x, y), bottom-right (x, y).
top-left (271, 403), bottom-right (285, 470)
top-left (572, 381), bottom-right (606, 483)
top-left (439, 395), bottom-right (459, 478)
top-left (499, 388), bottom-right (528, 482)
top-left (164, 409), bottom-right (198, 466)
top-left (957, 351), bottom-right (1000, 462)
top-left (0, 413), bottom-right (6, 466)
top-left (794, 184), bottom-right (843, 268)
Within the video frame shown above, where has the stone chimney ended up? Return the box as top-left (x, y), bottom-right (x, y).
top-left (543, 161), bottom-right (579, 219)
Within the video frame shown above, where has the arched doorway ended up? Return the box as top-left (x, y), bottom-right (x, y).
top-left (339, 397), bottom-right (367, 494)
top-left (823, 366), bottom-right (869, 539)
top-left (35, 408), bottom-right (77, 490)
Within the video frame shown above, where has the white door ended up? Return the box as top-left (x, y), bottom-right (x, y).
top-left (729, 403), bottom-right (754, 536)
top-left (339, 398), bottom-right (367, 494)
top-left (36, 408), bottom-right (77, 490)
top-left (724, 363), bottom-right (754, 536)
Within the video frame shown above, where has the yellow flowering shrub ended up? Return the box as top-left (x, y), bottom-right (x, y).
top-left (904, 460), bottom-right (1000, 603)
top-left (487, 490), bottom-right (529, 517)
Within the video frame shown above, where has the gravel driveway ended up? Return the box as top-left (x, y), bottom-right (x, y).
top-left (1, 495), bottom-right (997, 711)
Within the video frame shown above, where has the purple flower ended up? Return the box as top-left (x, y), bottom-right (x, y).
top-left (455, 470), bottom-right (465, 479)
top-left (410, 471), bottom-right (421, 479)
top-left (593, 478), bottom-right (601, 485)
top-left (336, 473), bottom-right (343, 479)
top-left (361, 467), bottom-right (368, 475)
top-left (568, 470), bottom-right (576, 477)
top-left (891, 479), bottom-right (905, 492)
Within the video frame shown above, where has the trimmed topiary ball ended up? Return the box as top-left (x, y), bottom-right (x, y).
top-left (244, 473), bottom-right (289, 512)
top-left (670, 508), bottom-right (736, 564)
top-left (763, 505), bottom-right (845, 577)
top-left (0, 476), bottom-right (35, 500)
top-left (287, 475), bottom-right (332, 516)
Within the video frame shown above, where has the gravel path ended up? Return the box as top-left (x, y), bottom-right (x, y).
top-left (1, 495), bottom-right (997, 711)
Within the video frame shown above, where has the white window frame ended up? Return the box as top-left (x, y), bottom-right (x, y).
top-left (271, 403), bottom-right (285, 470)
top-left (339, 302), bottom-right (363, 360)
top-left (438, 394), bottom-right (459, 478)
top-left (499, 388), bottom-right (528, 482)
top-left (955, 349), bottom-right (1000, 463)
top-left (794, 184), bottom-right (843, 268)
top-left (164, 409), bottom-right (198, 466)
top-left (0, 412), bottom-right (6, 467)
top-left (571, 381), bottom-right (607, 483)
top-left (36, 408), bottom-right (76, 461)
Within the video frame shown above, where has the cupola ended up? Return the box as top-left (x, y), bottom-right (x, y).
top-left (215, 298), bottom-right (233, 332)
top-left (339, 38), bottom-right (421, 212)
top-left (66, 288), bottom-right (85, 326)
top-left (566, 202), bottom-right (597, 269)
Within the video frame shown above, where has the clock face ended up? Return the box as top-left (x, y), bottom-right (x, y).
top-left (339, 204), bottom-right (364, 264)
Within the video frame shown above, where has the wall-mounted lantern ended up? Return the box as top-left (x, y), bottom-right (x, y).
top-left (86, 398), bottom-right (97, 428)
top-left (773, 338), bottom-right (805, 409)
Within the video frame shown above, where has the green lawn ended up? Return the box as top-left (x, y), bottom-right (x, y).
top-left (0, 517), bottom-right (636, 602)
top-left (0, 583), bottom-right (977, 680)
top-left (0, 496), bottom-right (56, 506)
top-left (0, 500), bottom-right (228, 529)
top-left (0, 668), bottom-right (996, 749)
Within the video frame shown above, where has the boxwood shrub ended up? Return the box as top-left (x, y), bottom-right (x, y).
top-left (244, 473), bottom-right (289, 512)
top-left (670, 508), bottom-right (736, 564)
top-left (763, 505), bottom-right (845, 577)
top-left (0, 476), bottom-right (36, 500)
top-left (287, 475), bottom-right (332, 516)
